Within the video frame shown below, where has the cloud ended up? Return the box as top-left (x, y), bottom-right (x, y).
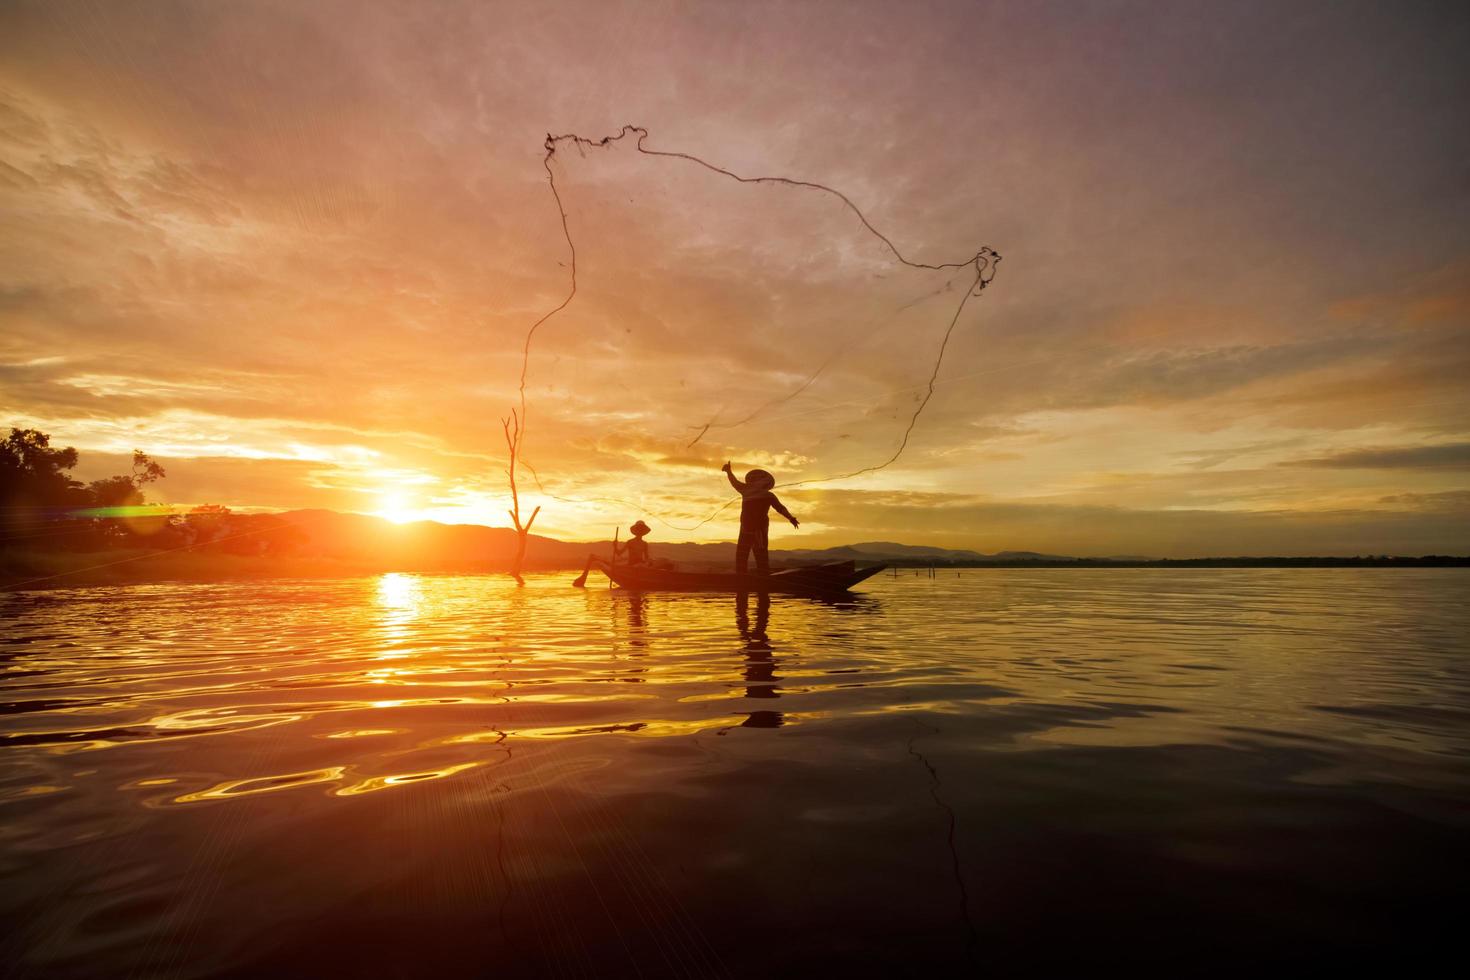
top-left (1377, 490), bottom-right (1470, 513)
top-left (2, 0), bottom-right (1468, 551)
top-left (787, 489), bottom-right (1470, 557)
top-left (1171, 437), bottom-right (1311, 470)
top-left (1286, 443), bottom-right (1470, 470)
top-left (1330, 259), bottom-right (1470, 330)
top-left (1066, 339), bottom-right (1373, 409)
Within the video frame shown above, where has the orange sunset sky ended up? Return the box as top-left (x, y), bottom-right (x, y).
top-left (2, 0), bottom-right (1467, 556)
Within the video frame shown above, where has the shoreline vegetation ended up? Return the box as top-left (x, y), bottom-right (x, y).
top-left (3, 546), bottom-right (1466, 590)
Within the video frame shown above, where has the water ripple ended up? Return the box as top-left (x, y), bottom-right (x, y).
top-left (1, 570), bottom-right (1467, 975)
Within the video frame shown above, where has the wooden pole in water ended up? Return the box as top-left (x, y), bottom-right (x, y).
top-left (608, 526), bottom-right (618, 589)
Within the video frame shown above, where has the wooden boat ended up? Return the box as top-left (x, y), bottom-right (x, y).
top-left (603, 559), bottom-right (887, 595)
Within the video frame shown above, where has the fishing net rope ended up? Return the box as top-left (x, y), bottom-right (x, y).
top-left (514, 126), bottom-right (1000, 533)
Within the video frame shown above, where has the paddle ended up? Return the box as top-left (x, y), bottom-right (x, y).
top-left (571, 526), bottom-right (616, 588)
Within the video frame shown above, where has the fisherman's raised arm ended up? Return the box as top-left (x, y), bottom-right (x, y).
top-left (722, 460), bottom-right (747, 494)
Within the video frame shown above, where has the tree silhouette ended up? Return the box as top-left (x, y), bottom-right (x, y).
top-left (1, 428), bottom-right (170, 549)
top-left (501, 409), bottom-right (539, 584)
top-left (86, 451), bottom-right (166, 507)
top-left (0, 428), bottom-right (87, 509)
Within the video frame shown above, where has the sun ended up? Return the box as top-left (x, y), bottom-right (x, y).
top-left (375, 491), bottom-right (417, 524)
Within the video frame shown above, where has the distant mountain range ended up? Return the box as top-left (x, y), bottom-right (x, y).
top-left (276, 510), bottom-right (1069, 568)
top-left (267, 511), bottom-right (1467, 569)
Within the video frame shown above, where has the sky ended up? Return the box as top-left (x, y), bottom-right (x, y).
top-left (1, 0), bottom-right (1467, 555)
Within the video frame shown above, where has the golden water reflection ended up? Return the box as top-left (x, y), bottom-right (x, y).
top-left (375, 571), bottom-right (424, 657)
top-left (1, 570), bottom-right (1466, 805)
top-left (737, 591), bottom-right (783, 729)
top-left (2, 570), bottom-right (1467, 974)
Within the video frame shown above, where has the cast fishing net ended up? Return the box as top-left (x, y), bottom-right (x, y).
top-left (515, 127), bottom-right (999, 533)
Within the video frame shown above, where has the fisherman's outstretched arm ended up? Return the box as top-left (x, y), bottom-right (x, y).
top-left (770, 494), bottom-right (799, 527)
top-left (722, 461), bottom-right (746, 494)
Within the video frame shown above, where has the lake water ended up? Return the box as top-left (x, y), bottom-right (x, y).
top-left (2, 569), bottom-right (1467, 976)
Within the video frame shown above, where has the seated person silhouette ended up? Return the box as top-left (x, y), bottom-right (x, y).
top-left (573, 520), bottom-right (652, 587)
top-left (722, 462), bottom-right (799, 575)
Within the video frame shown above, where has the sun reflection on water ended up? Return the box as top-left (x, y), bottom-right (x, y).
top-left (375, 572), bottom-right (424, 658)
top-left (336, 761), bottom-right (481, 796)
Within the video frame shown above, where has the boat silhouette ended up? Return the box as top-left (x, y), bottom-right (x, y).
top-left (603, 559), bottom-right (886, 596)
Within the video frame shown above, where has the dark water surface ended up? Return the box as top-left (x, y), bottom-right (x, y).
top-left (2, 569), bottom-right (1467, 977)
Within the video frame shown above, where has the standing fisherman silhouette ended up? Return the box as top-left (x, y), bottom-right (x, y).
top-left (722, 462), bottom-right (799, 574)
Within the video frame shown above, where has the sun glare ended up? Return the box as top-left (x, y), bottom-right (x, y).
top-left (376, 492), bottom-right (417, 524)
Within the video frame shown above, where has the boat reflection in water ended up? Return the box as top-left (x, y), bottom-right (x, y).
top-left (606, 578), bottom-right (877, 730)
top-left (609, 588), bottom-right (793, 728)
top-left (609, 591), bottom-right (650, 683)
top-left (736, 591), bottom-right (782, 728)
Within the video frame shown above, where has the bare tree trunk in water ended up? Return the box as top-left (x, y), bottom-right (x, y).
top-left (502, 409), bottom-right (539, 586)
